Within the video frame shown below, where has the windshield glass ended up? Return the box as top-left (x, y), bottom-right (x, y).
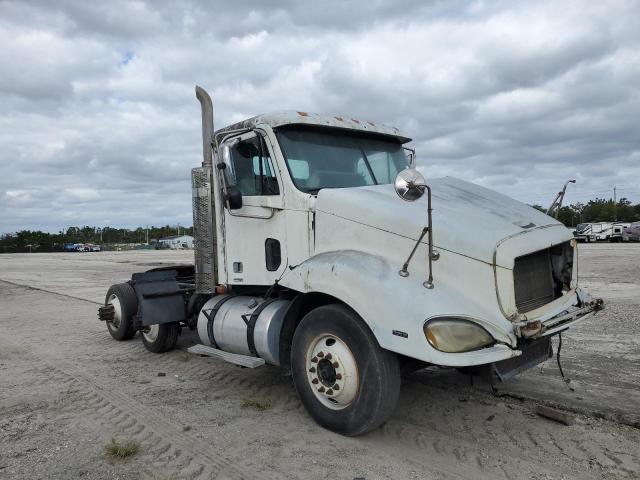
top-left (276, 126), bottom-right (409, 193)
top-left (576, 223), bottom-right (589, 233)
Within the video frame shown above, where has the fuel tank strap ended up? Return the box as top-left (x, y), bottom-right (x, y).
top-left (245, 299), bottom-right (279, 357)
top-left (205, 295), bottom-right (234, 349)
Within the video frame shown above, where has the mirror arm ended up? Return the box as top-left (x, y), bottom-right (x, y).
top-left (399, 226), bottom-right (428, 277)
top-left (424, 185), bottom-right (434, 289)
top-left (398, 184), bottom-right (435, 289)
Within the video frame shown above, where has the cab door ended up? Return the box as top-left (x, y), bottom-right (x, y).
top-left (221, 131), bottom-right (287, 286)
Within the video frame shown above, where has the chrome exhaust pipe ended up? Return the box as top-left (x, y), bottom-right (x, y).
top-left (195, 85), bottom-right (214, 167)
top-left (192, 86), bottom-right (217, 293)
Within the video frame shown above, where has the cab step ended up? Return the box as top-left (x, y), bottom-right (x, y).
top-left (187, 344), bottom-right (265, 368)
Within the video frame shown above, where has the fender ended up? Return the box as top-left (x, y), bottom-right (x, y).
top-left (280, 248), bottom-right (520, 366)
top-left (281, 249), bottom-right (386, 330)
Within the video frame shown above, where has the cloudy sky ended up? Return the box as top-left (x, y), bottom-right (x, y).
top-left (1, 0), bottom-right (639, 233)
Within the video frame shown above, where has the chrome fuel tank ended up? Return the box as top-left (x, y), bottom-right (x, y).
top-left (197, 295), bottom-right (290, 366)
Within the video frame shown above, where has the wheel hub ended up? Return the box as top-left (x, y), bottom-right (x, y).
top-left (142, 324), bottom-right (159, 342)
top-left (316, 358), bottom-right (337, 387)
top-left (106, 294), bottom-right (122, 329)
top-left (305, 334), bottom-right (359, 410)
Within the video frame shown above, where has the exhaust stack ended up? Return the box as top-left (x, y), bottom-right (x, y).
top-left (192, 85), bottom-right (217, 293)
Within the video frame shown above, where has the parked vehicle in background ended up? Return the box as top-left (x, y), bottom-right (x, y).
top-left (575, 222), bottom-right (614, 242)
top-left (622, 222), bottom-right (640, 242)
top-left (98, 86), bottom-right (604, 436)
top-left (610, 223), bottom-right (630, 242)
top-left (76, 243), bottom-right (101, 252)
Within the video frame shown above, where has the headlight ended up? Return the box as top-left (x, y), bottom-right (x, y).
top-left (424, 318), bottom-right (494, 353)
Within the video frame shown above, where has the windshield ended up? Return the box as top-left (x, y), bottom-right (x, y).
top-left (576, 223), bottom-right (589, 233)
top-left (276, 126), bottom-right (409, 194)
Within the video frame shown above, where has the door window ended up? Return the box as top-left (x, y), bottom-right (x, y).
top-left (229, 135), bottom-right (279, 196)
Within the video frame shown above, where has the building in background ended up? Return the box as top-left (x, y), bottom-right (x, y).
top-left (158, 235), bottom-right (194, 249)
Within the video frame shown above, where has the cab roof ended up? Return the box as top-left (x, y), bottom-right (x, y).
top-left (214, 110), bottom-right (412, 144)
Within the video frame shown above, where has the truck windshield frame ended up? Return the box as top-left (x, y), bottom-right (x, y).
top-left (275, 125), bottom-right (409, 194)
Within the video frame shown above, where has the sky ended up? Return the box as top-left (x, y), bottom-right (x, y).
top-left (1, 0), bottom-right (639, 233)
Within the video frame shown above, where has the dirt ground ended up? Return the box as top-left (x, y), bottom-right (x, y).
top-left (1, 245), bottom-right (639, 479)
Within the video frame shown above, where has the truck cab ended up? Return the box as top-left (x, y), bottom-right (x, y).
top-left (99, 86), bottom-right (603, 436)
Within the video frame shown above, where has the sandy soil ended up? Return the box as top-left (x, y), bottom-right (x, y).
top-left (0, 245), bottom-right (639, 479)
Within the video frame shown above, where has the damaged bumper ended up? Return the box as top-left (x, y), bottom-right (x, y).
top-left (515, 290), bottom-right (604, 339)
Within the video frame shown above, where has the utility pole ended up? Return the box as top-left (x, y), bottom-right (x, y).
top-left (146, 226), bottom-right (149, 244)
top-left (177, 223), bottom-right (181, 237)
top-left (614, 186), bottom-right (617, 221)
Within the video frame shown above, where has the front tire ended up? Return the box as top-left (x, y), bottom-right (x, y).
top-left (105, 283), bottom-right (137, 341)
top-left (141, 322), bottom-right (180, 353)
top-left (291, 304), bottom-right (400, 436)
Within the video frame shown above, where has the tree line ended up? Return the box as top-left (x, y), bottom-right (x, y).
top-left (0, 225), bottom-right (194, 253)
top-left (532, 197), bottom-right (640, 228)
top-left (1, 198), bottom-right (639, 253)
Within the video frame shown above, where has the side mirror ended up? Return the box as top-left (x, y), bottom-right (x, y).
top-left (394, 168), bottom-right (426, 202)
top-left (226, 185), bottom-right (243, 210)
top-left (394, 168), bottom-right (436, 289)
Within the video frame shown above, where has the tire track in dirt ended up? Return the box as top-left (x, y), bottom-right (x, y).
top-left (0, 335), bottom-right (280, 480)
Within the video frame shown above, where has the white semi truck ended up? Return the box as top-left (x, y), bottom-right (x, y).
top-left (99, 86), bottom-right (603, 435)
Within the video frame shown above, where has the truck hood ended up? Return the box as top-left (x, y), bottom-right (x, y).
top-left (315, 176), bottom-right (566, 268)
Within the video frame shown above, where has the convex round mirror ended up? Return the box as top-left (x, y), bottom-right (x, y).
top-left (394, 168), bottom-right (426, 202)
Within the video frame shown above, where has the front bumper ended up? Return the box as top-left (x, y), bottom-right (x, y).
top-left (514, 295), bottom-right (604, 339)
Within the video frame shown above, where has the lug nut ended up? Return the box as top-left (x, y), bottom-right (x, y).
top-left (325, 353), bottom-right (332, 360)
top-left (311, 357), bottom-right (318, 363)
top-left (309, 367), bottom-right (316, 373)
top-left (318, 386), bottom-right (325, 393)
top-left (333, 384), bottom-right (340, 390)
top-left (312, 378), bottom-right (319, 384)
top-left (326, 389), bottom-right (333, 395)
top-left (317, 351), bottom-right (324, 358)
top-left (335, 373), bottom-right (342, 380)
top-left (332, 361), bottom-right (339, 368)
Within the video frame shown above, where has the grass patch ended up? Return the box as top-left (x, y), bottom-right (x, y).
top-left (176, 352), bottom-right (191, 362)
top-left (241, 398), bottom-right (272, 411)
top-left (104, 438), bottom-right (141, 458)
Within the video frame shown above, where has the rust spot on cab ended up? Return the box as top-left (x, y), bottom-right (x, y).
top-left (351, 118), bottom-right (360, 124)
top-left (368, 122), bottom-right (376, 126)
top-left (297, 111), bottom-right (309, 117)
top-left (334, 116), bottom-right (343, 121)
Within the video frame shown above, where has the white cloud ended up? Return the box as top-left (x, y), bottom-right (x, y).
top-left (0, 0), bottom-right (638, 232)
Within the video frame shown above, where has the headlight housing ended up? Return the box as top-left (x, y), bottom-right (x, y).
top-left (424, 318), bottom-right (494, 353)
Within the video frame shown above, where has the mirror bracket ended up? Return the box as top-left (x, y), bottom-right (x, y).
top-left (394, 169), bottom-right (435, 289)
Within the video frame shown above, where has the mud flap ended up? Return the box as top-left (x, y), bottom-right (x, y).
top-left (131, 270), bottom-right (188, 327)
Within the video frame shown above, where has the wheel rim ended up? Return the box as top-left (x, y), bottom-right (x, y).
top-left (305, 334), bottom-right (359, 410)
top-left (107, 294), bottom-right (122, 331)
top-left (142, 324), bottom-right (160, 343)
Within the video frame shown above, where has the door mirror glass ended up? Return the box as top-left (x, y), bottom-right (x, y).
top-left (226, 185), bottom-right (243, 210)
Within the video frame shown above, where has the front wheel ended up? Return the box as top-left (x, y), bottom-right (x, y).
top-left (141, 322), bottom-right (180, 353)
top-left (291, 304), bottom-right (400, 436)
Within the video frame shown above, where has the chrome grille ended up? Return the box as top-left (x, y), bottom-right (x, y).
top-left (191, 166), bottom-right (217, 293)
top-left (513, 248), bottom-right (555, 313)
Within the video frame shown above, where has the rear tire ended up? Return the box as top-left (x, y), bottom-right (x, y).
top-left (104, 283), bottom-right (137, 341)
top-left (291, 304), bottom-right (400, 436)
top-left (141, 322), bottom-right (180, 353)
